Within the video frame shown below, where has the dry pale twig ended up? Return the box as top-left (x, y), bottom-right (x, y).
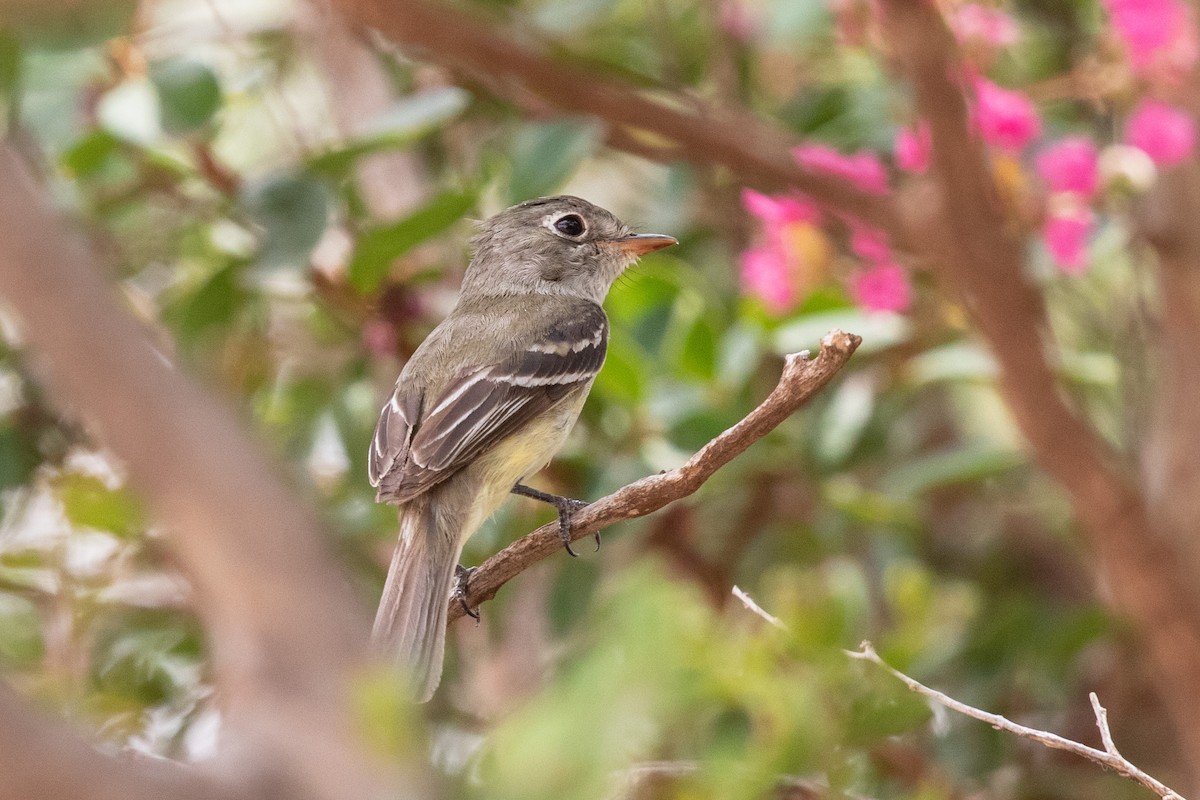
top-left (730, 587), bottom-right (1185, 799)
top-left (447, 330), bottom-right (863, 622)
top-left (848, 642), bottom-right (1186, 800)
top-left (732, 584), bottom-right (787, 629)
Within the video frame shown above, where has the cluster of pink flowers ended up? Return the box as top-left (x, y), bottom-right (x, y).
top-left (738, 189), bottom-right (821, 314)
top-left (1103, 0), bottom-right (1198, 85)
top-left (1035, 137), bottom-right (1099, 274)
top-left (739, 0), bottom-right (1200, 313)
top-left (950, 4), bottom-right (1019, 50)
top-left (740, 145), bottom-right (911, 315)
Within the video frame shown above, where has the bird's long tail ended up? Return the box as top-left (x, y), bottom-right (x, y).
top-left (372, 493), bottom-right (463, 702)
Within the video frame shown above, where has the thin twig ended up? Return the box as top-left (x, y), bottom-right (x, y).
top-left (848, 642), bottom-right (1186, 800)
top-left (447, 330), bottom-right (862, 622)
top-left (1090, 693), bottom-right (1122, 758)
top-left (732, 584), bottom-right (786, 629)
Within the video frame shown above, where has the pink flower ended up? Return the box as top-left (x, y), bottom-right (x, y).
top-left (1103, 0), bottom-right (1198, 80)
top-left (741, 188), bottom-right (820, 225)
top-left (1043, 211), bottom-right (1093, 275)
top-left (952, 4), bottom-right (1020, 48)
top-left (792, 143), bottom-right (890, 194)
top-left (851, 262), bottom-right (912, 313)
top-left (740, 246), bottom-right (795, 313)
top-left (850, 224), bottom-right (892, 263)
top-left (1126, 100), bottom-right (1195, 166)
top-left (973, 77), bottom-right (1041, 152)
top-left (718, 0), bottom-right (758, 41)
top-left (1035, 136), bottom-right (1100, 196)
top-left (894, 124), bottom-right (931, 172)
top-left (361, 319), bottom-right (397, 356)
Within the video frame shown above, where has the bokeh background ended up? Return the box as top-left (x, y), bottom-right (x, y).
top-left (1, 0), bottom-right (1198, 798)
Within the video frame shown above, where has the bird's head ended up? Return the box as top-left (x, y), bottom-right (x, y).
top-left (464, 195), bottom-right (677, 304)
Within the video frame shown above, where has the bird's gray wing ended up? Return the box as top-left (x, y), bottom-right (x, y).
top-left (369, 302), bottom-right (607, 503)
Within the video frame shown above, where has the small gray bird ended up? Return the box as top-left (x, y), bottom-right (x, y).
top-left (368, 196), bottom-right (676, 701)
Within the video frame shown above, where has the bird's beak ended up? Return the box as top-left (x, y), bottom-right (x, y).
top-left (612, 233), bottom-right (678, 257)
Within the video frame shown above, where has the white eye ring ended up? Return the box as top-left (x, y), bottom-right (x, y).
top-left (545, 213), bottom-right (588, 239)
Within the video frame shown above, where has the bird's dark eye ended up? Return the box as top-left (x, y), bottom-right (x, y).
top-left (554, 214), bottom-right (586, 237)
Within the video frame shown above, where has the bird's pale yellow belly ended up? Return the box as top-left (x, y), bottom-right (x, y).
top-left (457, 388), bottom-right (590, 545)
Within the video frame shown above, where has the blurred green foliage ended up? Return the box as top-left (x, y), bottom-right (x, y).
top-left (0, 0), bottom-right (1171, 797)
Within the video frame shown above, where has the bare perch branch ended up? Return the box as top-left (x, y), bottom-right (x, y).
top-left (848, 643), bottom-right (1186, 800)
top-left (447, 329), bottom-right (862, 623)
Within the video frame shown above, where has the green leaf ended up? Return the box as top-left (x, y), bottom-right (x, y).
top-left (361, 86), bottom-right (470, 140)
top-left (533, 0), bottom-right (618, 33)
top-left (243, 171), bottom-right (330, 270)
top-left (0, 30), bottom-right (21, 129)
top-left (592, 338), bottom-right (645, 403)
top-left (774, 309), bottom-right (909, 356)
top-left (508, 119), bottom-right (602, 204)
top-left (60, 129), bottom-right (122, 177)
top-left (909, 341), bottom-right (998, 385)
top-left (814, 372), bottom-right (874, 468)
top-left (845, 674), bottom-right (931, 744)
top-left (677, 316), bottom-right (718, 382)
top-left (7, 0), bottom-right (136, 50)
top-left (178, 264), bottom-right (243, 340)
top-left (150, 58), bottom-right (220, 134)
top-left (54, 473), bottom-right (145, 538)
top-left (0, 593), bottom-right (42, 668)
top-left (347, 189), bottom-right (476, 293)
top-left (0, 422), bottom-right (38, 493)
top-left (307, 87), bottom-right (470, 176)
top-left (882, 445), bottom-right (1024, 497)
top-left (667, 408), bottom-right (740, 452)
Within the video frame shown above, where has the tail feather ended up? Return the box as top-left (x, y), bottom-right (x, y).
top-left (372, 495), bottom-right (462, 702)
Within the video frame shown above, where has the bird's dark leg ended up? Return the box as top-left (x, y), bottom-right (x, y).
top-left (454, 564), bottom-right (480, 623)
top-left (511, 483), bottom-right (595, 557)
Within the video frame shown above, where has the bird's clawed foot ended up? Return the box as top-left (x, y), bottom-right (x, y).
top-left (454, 564), bottom-right (480, 623)
top-left (511, 483), bottom-right (598, 557)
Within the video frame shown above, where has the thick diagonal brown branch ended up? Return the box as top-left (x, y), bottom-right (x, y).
top-left (0, 685), bottom-right (251, 800)
top-left (881, 0), bottom-right (1200, 785)
top-left (0, 148), bottom-right (408, 799)
top-left (448, 329), bottom-right (862, 623)
top-left (332, 0), bottom-right (896, 234)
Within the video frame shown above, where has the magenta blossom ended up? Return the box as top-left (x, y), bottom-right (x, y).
top-left (1103, 0), bottom-right (1198, 81)
top-left (718, 0), bottom-right (758, 41)
top-left (952, 4), bottom-right (1020, 48)
top-left (1126, 100), bottom-right (1196, 166)
top-left (1035, 136), bottom-right (1100, 196)
top-left (740, 245), bottom-right (795, 313)
top-left (792, 143), bottom-right (890, 194)
top-left (851, 262), bottom-right (912, 313)
top-left (850, 224), bottom-right (892, 263)
top-left (894, 124), bottom-right (931, 172)
top-left (973, 77), bottom-right (1041, 152)
top-left (1043, 211), bottom-right (1093, 275)
top-left (741, 188), bottom-right (819, 225)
